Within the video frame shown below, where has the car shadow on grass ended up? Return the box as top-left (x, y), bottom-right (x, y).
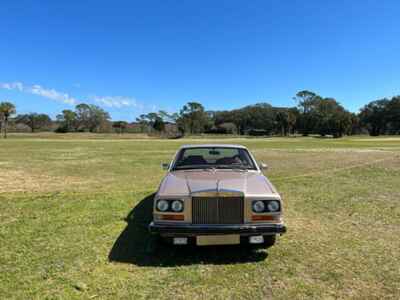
top-left (108, 193), bottom-right (268, 267)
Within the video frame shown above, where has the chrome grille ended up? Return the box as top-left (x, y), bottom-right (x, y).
top-left (192, 197), bottom-right (244, 224)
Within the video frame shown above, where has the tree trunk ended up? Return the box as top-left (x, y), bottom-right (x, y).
top-left (4, 117), bottom-right (8, 138)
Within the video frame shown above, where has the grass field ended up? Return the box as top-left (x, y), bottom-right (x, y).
top-left (1, 134), bottom-right (400, 299)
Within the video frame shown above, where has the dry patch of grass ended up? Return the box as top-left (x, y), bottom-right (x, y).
top-left (254, 149), bottom-right (397, 181)
top-left (0, 169), bottom-right (92, 193)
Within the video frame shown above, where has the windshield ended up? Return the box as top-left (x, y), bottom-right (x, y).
top-left (172, 147), bottom-right (257, 170)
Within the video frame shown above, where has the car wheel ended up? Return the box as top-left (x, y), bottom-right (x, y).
top-left (263, 235), bottom-right (276, 248)
top-left (159, 236), bottom-right (174, 245)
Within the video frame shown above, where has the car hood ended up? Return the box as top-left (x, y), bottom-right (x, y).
top-left (157, 170), bottom-right (277, 197)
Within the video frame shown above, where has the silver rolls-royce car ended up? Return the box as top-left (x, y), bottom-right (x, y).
top-left (149, 144), bottom-right (286, 247)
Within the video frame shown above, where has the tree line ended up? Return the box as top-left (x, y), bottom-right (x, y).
top-left (137, 90), bottom-right (400, 138)
top-left (358, 96), bottom-right (400, 136)
top-left (1, 90), bottom-right (400, 138)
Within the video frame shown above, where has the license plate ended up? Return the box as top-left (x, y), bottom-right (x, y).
top-left (196, 235), bottom-right (240, 246)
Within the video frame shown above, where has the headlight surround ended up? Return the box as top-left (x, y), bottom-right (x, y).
top-left (267, 200), bottom-right (280, 212)
top-left (252, 200), bottom-right (281, 213)
top-left (252, 200), bottom-right (266, 213)
top-left (156, 199), bottom-right (184, 212)
top-left (171, 200), bottom-right (184, 212)
top-left (156, 199), bottom-right (169, 212)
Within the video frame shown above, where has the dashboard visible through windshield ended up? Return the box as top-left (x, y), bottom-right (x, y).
top-left (172, 147), bottom-right (257, 170)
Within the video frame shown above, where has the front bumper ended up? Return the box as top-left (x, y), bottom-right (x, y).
top-left (148, 222), bottom-right (287, 237)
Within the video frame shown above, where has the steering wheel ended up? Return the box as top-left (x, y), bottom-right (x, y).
top-left (232, 154), bottom-right (242, 163)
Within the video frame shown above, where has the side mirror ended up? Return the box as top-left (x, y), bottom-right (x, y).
top-left (162, 163), bottom-right (170, 170)
top-left (259, 162), bottom-right (268, 170)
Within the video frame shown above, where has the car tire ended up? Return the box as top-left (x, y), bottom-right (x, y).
top-left (263, 235), bottom-right (276, 248)
top-left (159, 236), bottom-right (173, 245)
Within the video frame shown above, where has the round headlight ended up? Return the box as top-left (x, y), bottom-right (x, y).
top-left (267, 200), bottom-right (280, 212)
top-left (156, 200), bottom-right (169, 212)
top-left (171, 200), bottom-right (184, 212)
top-left (252, 200), bottom-right (265, 213)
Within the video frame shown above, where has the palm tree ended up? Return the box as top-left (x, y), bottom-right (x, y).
top-left (0, 101), bottom-right (16, 138)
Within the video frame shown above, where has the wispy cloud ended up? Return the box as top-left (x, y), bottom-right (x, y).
top-left (30, 85), bottom-right (78, 105)
top-left (91, 95), bottom-right (142, 109)
top-left (0, 81), bottom-right (158, 116)
top-left (0, 82), bottom-right (24, 91)
top-left (0, 81), bottom-right (78, 105)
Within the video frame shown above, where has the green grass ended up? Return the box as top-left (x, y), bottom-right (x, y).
top-left (1, 134), bottom-right (400, 299)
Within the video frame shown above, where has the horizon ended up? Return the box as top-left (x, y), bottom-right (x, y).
top-left (1, 1), bottom-right (400, 121)
top-left (0, 95), bottom-right (377, 123)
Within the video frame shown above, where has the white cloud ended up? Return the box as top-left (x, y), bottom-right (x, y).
top-left (30, 85), bottom-right (78, 105)
top-left (0, 81), bottom-right (78, 105)
top-left (0, 81), bottom-right (156, 114)
top-left (92, 95), bottom-right (142, 109)
top-left (0, 82), bottom-right (24, 91)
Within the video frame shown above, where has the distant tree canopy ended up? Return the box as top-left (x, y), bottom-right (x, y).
top-left (129, 92), bottom-right (399, 138)
top-left (56, 109), bottom-right (77, 132)
top-left (75, 103), bottom-right (110, 132)
top-left (359, 97), bottom-right (400, 136)
top-left (209, 91), bottom-right (356, 138)
top-left (294, 91), bottom-right (353, 137)
top-left (16, 113), bottom-right (52, 132)
top-left (112, 121), bottom-right (128, 134)
top-left (177, 102), bottom-right (211, 134)
top-left (56, 104), bottom-right (110, 133)
top-left (214, 103), bottom-right (276, 135)
top-left (136, 112), bottom-right (166, 133)
top-left (3, 90), bottom-right (400, 137)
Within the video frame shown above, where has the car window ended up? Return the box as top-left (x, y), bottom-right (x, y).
top-left (173, 147), bottom-right (256, 170)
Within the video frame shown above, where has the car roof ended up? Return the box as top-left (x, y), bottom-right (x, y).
top-left (179, 144), bottom-right (248, 149)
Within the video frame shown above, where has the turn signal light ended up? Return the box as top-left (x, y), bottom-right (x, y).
top-left (160, 214), bottom-right (184, 221)
top-left (252, 215), bottom-right (277, 221)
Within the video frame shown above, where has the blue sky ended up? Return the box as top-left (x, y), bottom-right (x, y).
top-left (1, 0), bottom-right (400, 121)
